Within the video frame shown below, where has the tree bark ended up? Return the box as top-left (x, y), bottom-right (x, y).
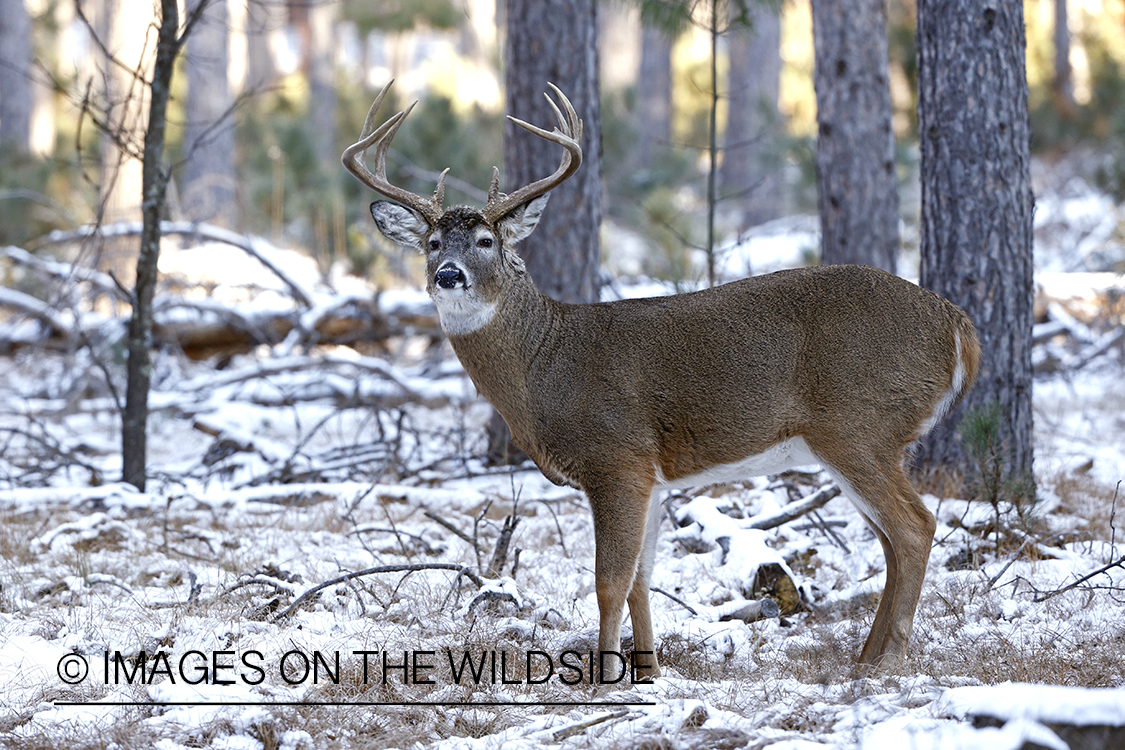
top-left (721, 0), bottom-right (783, 228)
top-left (810, 0), bottom-right (898, 273)
top-left (0, 0), bottom-right (33, 152)
top-left (915, 0), bottom-right (1035, 481)
top-left (503, 0), bottom-right (602, 305)
top-left (183, 0), bottom-right (236, 225)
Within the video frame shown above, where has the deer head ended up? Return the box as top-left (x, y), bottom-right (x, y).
top-left (342, 81), bottom-right (582, 335)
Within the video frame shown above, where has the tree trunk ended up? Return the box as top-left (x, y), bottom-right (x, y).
top-left (0, 0), bottom-right (33, 152)
top-left (503, 0), bottom-right (602, 305)
top-left (245, 0), bottom-right (281, 93)
top-left (1053, 0), bottom-right (1074, 118)
top-left (721, 0), bottom-right (782, 228)
top-left (122, 0), bottom-right (188, 490)
top-left (636, 25), bottom-right (672, 173)
top-left (810, 0), bottom-right (898, 273)
top-left (915, 0), bottom-right (1035, 482)
top-left (183, 0), bottom-right (236, 225)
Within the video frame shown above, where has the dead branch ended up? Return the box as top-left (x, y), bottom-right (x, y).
top-left (549, 710), bottom-right (633, 742)
top-left (4, 245), bottom-right (128, 303)
top-left (713, 597), bottom-right (781, 623)
top-left (1032, 554), bottom-right (1125, 602)
top-left (746, 483), bottom-right (842, 530)
top-left (0, 286), bottom-right (73, 340)
top-left (651, 586), bottom-right (698, 616)
top-left (38, 221), bottom-right (315, 307)
top-left (271, 563), bottom-right (483, 622)
top-left (485, 514), bottom-right (520, 578)
top-left (425, 509), bottom-right (478, 549)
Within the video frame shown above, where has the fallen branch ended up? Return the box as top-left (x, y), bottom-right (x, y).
top-left (548, 710), bottom-right (632, 742)
top-left (39, 221), bottom-right (315, 308)
top-left (0, 286), bottom-right (72, 340)
top-left (271, 563), bottom-right (483, 622)
top-left (1032, 554), bottom-right (1125, 603)
top-left (746, 483), bottom-right (842, 530)
top-left (4, 245), bottom-right (128, 303)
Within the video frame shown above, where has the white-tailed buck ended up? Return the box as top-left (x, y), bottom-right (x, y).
top-left (344, 81), bottom-right (981, 677)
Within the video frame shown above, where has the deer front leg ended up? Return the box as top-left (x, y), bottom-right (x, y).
top-left (587, 476), bottom-right (655, 680)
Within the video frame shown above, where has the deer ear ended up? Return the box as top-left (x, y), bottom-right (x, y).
top-left (370, 201), bottom-right (431, 251)
top-left (497, 194), bottom-right (550, 246)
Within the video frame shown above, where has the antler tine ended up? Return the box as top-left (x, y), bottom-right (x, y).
top-left (341, 80), bottom-right (446, 225)
top-left (482, 84), bottom-right (583, 223)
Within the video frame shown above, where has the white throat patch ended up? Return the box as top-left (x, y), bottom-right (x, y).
top-left (433, 292), bottom-right (498, 337)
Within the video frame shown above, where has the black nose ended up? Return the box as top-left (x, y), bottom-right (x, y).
top-left (434, 265), bottom-right (465, 289)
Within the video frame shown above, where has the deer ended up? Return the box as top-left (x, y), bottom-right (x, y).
top-left (343, 80), bottom-right (981, 679)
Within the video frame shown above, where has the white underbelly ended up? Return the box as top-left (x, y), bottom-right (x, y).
top-left (657, 436), bottom-right (821, 489)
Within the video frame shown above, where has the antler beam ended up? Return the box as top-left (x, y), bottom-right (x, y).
top-left (341, 80), bottom-right (448, 226)
top-left (481, 83), bottom-right (584, 224)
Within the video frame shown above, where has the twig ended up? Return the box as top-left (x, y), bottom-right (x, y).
top-left (1032, 554), bottom-right (1125, 602)
top-left (424, 510), bottom-right (477, 548)
top-left (271, 563), bottom-right (483, 622)
top-left (485, 514), bottom-right (520, 579)
top-left (985, 538), bottom-right (1031, 590)
top-left (651, 586), bottom-right (698, 616)
top-left (548, 710), bottom-right (632, 742)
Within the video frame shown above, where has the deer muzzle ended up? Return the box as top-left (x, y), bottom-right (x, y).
top-left (435, 264), bottom-right (466, 290)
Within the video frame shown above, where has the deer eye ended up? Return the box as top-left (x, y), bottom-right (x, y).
top-left (477, 236), bottom-right (494, 249)
top-left (429, 238), bottom-right (441, 251)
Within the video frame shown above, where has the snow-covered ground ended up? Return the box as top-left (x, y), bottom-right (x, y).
top-left (1, 186), bottom-right (1124, 748)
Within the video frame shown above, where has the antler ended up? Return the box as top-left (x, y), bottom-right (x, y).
top-left (342, 80), bottom-right (448, 225)
top-left (481, 83), bottom-right (583, 224)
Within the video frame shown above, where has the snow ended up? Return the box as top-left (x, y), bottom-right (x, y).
top-left (2, 195), bottom-right (1124, 748)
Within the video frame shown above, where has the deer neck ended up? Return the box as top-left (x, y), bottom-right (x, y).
top-left (444, 274), bottom-right (562, 448)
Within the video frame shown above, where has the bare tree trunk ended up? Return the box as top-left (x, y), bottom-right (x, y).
top-left (122, 0), bottom-right (185, 490)
top-left (308, 0), bottom-right (339, 263)
top-left (245, 0), bottom-right (282, 92)
top-left (1053, 0), bottom-right (1074, 118)
top-left (183, 0), bottom-right (235, 225)
top-left (810, 0), bottom-right (898, 273)
top-left (915, 0), bottom-right (1035, 481)
top-left (636, 25), bottom-right (672, 173)
top-left (721, 0), bottom-right (782, 229)
top-left (0, 0), bottom-right (33, 152)
top-left (503, 0), bottom-right (602, 305)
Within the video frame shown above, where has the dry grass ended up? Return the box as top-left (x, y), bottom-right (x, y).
top-left (1049, 469), bottom-right (1122, 543)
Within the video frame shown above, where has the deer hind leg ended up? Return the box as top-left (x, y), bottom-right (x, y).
top-left (814, 445), bottom-right (936, 671)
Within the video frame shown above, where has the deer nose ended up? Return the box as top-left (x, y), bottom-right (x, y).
top-left (435, 264), bottom-right (465, 289)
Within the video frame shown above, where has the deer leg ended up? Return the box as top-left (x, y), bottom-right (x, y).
top-left (817, 450), bottom-right (936, 671)
top-left (625, 490), bottom-right (664, 680)
top-left (587, 481), bottom-right (653, 667)
top-left (867, 471), bottom-right (935, 666)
